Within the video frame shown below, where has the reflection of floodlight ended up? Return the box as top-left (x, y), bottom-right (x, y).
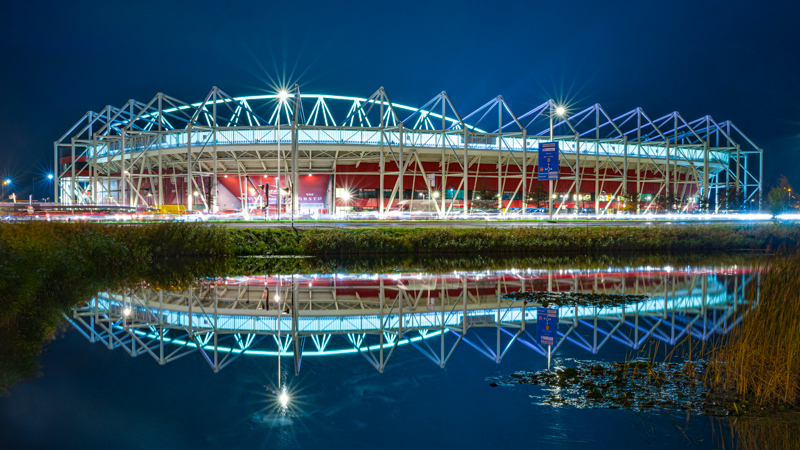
top-left (193, 191), bottom-right (199, 196)
top-left (278, 90), bottom-right (289, 100)
top-left (274, 294), bottom-right (280, 301)
top-left (279, 391), bottom-right (290, 408)
top-left (123, 308), bottom-right (131, 317)
top-left (432, 191), bottom-right (440, 198)
top-left (340, 190), bottom-right (352, 201)
top-left (556, 106), bottom-right (566, 116)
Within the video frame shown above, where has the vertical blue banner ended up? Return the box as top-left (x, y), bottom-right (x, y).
top-left (538, 142), bottom-right (560, 181)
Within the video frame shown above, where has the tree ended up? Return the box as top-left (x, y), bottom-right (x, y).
top-left (655, 190), bottom-right (679, 213)
top-left (718, 186), bottom-right (746, 212)
top-left (524, 184), bottom-right (548, 209)
top-left (766, 175), bottom-right (795, 217)
top-left (619, 191), bottom-right (640, 214)
top-left (471, 181), bottom-right (498, 211)
top-left (696, 195), bottom-right (711, 213)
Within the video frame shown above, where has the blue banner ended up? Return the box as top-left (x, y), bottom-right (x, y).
top-left (538, 142), bottom-right (560, 181)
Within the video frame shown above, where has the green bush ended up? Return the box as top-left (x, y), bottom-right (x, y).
top-left (294, 224), bottom-right (800, 256)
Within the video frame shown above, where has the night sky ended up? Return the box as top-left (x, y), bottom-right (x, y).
top-left (1, 0), bottom-right (798, 198)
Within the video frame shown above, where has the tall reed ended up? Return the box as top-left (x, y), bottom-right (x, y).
top-left (711, 253), bottom-right (800, 407)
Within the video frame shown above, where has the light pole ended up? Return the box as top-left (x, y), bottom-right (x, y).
top-left (337, 190), bottom-right (351, 217)
top-left (548, 104), bottom-right (566, 220)
top-left (46, 174), bottom-right (53, 204)
top-left (277, 90), bottom-right (289, 220)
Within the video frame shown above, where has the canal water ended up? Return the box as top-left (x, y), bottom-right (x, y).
top-left (0, 253), bottom-right (769, 449)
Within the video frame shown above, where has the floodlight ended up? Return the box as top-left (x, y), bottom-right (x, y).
top-left (556, 106), bottom-right (566, 116)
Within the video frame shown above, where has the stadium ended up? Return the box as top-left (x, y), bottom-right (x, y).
top-left (54, 86), bottom-right (763, 217)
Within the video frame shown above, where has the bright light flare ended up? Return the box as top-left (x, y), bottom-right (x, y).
top-left (278, 90), bottom-right (290, 100)
top-left (556, 106), bottom-right (566, 116)
top-left (122, 307), bottom-right (131, 317)
top-left (279, 391), bottom-right (290, 408)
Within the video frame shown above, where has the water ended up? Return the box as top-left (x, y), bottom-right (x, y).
top-left (0, 254), bottom-right (767, 449)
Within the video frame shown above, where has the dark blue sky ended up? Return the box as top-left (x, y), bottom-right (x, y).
top-left (1, 0), bottom-right (798, 196)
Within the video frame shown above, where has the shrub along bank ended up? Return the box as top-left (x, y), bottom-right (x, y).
top-left (231, 223), bottom-right (800, 256)
top-left (0, 222), bottom-right (231, 394)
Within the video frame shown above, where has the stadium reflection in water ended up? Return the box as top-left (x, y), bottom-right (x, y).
top-left (66, 264), bottom-right (758, 376)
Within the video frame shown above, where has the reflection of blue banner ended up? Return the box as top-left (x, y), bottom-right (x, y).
top-left (537, 307), bottom-right (558, 346)
top-left (538, 142), bottom-right (560, 180)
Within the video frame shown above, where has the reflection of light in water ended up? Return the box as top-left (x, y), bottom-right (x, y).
top-left (279, 390), bottom-right (290, 408)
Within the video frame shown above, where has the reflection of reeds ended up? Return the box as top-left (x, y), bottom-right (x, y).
top-left (711, 254), bottom-right (800, 407)
top-left (728, 418), bottom-right (800, 450)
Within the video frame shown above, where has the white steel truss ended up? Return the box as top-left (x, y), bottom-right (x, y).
top-left (55, 87), bottom-right (764, 215)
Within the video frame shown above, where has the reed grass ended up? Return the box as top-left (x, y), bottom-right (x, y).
top-left (711, 253), bottom-right (800, 408)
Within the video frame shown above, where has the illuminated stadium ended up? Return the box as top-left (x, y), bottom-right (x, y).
top-left (54, 86), bottom-right (764, 216)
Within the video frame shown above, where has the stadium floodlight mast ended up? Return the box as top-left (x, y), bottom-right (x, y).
top-left (2, 178), bottom-right (10, 202)
top-left (276, 89), bottom-right (290, 220)
top-left (548, 103), bottom-right (566, 219)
